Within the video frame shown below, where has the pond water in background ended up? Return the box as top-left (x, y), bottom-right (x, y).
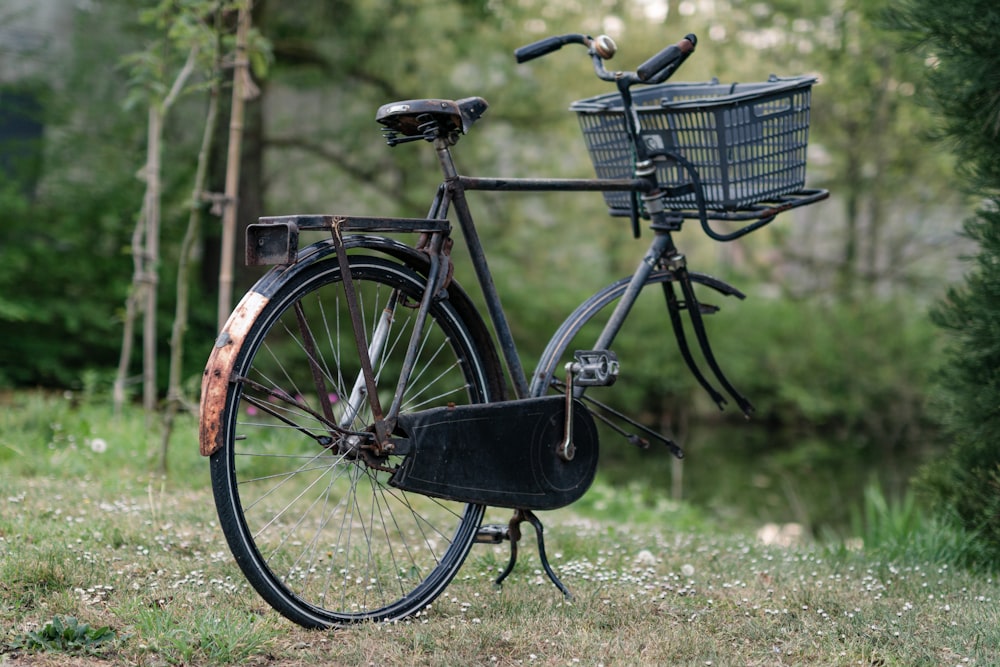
top-left (593, 419), bottom-right (927, 537)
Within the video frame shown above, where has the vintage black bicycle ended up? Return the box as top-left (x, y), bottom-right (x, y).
top-left (199, 30), bottom-right (827, 628)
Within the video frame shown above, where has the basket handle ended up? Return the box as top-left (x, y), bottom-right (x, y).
top-left (752, 98), bottom-right (794, 118)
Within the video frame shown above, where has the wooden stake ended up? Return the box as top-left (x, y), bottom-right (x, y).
top-left (217, 0), bottom-right (255, 331)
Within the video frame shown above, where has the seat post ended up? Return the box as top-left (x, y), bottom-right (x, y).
top-left (434, 136), bottom-right (461, 180)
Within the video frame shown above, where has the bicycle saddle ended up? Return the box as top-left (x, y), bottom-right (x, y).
top-left (376, 96), bottom-right (489, 137)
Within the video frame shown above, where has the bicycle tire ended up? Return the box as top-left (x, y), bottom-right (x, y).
top-left (207, 252), bottom-right (502, 627)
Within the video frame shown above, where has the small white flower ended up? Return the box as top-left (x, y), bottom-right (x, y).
top-left (635, 549), bottom-right (656, 565)
top-left (89, 438), bottom-right (108, 453)
top-left (681, 563), bottom-right (695, 577)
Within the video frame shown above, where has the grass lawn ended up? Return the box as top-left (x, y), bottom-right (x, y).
top-left (1, 391), bottom-right (997, 666)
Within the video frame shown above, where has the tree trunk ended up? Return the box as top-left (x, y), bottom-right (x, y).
top-left (863, 52), bottom-right (894, 289)
top-left (160, 88), bottom-right (222, 473)
top-left (113, 47), bottom-right (198, 417)
top-left (142, 104), bottom-right (162, 414)
top-left (840, 154), bottom-right (860, 297)
top-left (113, 202), bottom-right (147, 416)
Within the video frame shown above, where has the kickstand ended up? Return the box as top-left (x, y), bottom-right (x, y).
top-left (492, 509), bottom-right (571, 599)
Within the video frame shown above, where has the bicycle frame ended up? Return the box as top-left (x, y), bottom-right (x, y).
top-left (429, 135), bottom-right (660, 402)
top-left (254, 174), bottom-right (658, 444)
top-left (201, 28), bottom-right (836, 625)
top-left (236, 34), bottom-right (827, 446)
top-left (432, 132), bottom-right (766, 413)
top-left (241, 133), bottom-right (754, 450)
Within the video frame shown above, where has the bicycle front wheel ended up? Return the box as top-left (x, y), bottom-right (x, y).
top-left (205, 252), bottom-right (502, 627)
top-left (530, 269), bottom-right (743, 449)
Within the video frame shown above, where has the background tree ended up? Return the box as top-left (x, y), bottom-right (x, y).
top-left (0, 4), bottom-right (151, 389)
top-left (114, 2), bottom-right (204, 415)
top-left (690, 0), bottom-right (965, 300)
top-left (890, 0), bottom-right (1000, 559)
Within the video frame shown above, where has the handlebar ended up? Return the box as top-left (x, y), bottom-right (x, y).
top-left (514, 31), bottom-right (696, 86)
top-left (514, 33), bottom-right (586, 63)
top-left (636, 34), bottom-right (696, 82)
top-left (514, 33), bottom-right (618, 63)
top-left (515, 30), bottom-right (723, 240)
top-left (515, 29), bottom-right (699, 231)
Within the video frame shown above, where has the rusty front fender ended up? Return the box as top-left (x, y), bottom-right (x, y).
top-left (199, 291), bottom-right (269, 457)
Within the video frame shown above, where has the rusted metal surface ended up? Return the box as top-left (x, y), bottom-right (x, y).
top-left (199, 290), bottom-right (269, 457)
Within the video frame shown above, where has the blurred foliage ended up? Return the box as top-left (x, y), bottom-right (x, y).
top-left (0, 81), bottom-right (45, 195)
top-left (585, 293), bottom-right (941, 531)
top-left (0, 2), bottom-right (216, 391)
top-left (841, 481), bottom-right (994, 569)
top-left (923, 206), bottom-right (1000, 559)
top-left (692, 0), bottom-right (966, 299)
top-left (0, 182), bottom-right (134, 387)
top-left (889, 1), bottom-right (1000, 191)
top-left (0, 0), bottom-right (977, 529)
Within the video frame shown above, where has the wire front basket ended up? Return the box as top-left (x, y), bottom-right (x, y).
top-left (571, 75), bottom-right (816, 214)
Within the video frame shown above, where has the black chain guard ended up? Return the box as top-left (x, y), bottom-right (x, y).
top-left (389, 395), bottom-right (598, 510)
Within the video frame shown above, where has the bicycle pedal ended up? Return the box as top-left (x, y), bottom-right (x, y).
top-left (475, 524), bottom-right (509, 544)
top-left (570, 350), bottom-right (619, 387)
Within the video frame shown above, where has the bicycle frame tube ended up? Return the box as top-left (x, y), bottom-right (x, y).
top-left (553, 231), bottom-right (677, 400)
top-left (387, 230), bottom-right (451, 418)
top-left (349, 228), bottom-right (450, 434)
top-left (458, 176), bottom-right (653, 193)
top-left (431, 138), bottom-right (656, 399)
top-left (324, 215), bottom-right (452, 440)
top-left (591, 231), bottom-right (674, 352)
top-left (444, 171), bottom-right (533, 399)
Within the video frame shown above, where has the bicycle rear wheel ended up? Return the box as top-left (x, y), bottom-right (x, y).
top-left (205, 252), bottom-right (502, 627)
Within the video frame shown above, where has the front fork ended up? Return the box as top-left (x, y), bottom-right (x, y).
top-left (551, 226), bottom-right (753, 459)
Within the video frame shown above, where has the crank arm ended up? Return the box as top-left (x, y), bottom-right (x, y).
top-left (559, 350), bottom-right (619, 461)
top-left (550, 378), bottom-right (684, 459)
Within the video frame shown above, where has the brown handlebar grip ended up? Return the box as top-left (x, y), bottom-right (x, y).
top-left (636, 34), bottom-right (697, 82)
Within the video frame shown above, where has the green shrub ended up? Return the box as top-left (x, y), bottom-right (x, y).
top-left (920, 206), bottom-right (1000, 563)
top-left (845, 481), bottom-right (993, 569)
top-left (891, 0), bottom-right (1000, 568)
